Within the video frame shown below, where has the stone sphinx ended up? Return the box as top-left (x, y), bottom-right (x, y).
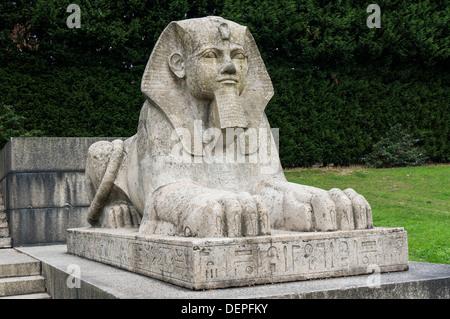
top-left (85, 16), bottom-right (373, 238)
top-left (69, 17), bottom-right (407, 290)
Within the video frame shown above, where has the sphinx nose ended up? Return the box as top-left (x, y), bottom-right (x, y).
top-left (221, 60), bottom-right (236, 74)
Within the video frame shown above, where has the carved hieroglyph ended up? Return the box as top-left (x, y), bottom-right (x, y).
top-left (67, 227), bottom-right (408, 290)
top-left (84, 16), bottom-right (373, 238)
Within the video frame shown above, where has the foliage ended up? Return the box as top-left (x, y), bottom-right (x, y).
top-left (0, 0), bottom-right (448, 166)
top-left (364, 124), bottom-right (427, 168)
top-left (0, 103), bottom-right (43, 148)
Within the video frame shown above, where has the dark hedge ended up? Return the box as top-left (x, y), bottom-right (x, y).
top-left (1, 0), bottom-right (448, 166)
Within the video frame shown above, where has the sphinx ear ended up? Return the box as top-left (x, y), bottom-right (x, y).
top-left (168, 53), bottom-right (186, 78)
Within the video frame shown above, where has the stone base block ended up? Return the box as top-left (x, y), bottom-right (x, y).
top-left (1, 137), bottom-right (121, 246)
top-left (67, 227), bottom-right (408, 290)
top-left (0, 237), bottom-right (11, 248)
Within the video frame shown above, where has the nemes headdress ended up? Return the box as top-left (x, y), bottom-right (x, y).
top-left (141, 16), bottom-right (274, 156)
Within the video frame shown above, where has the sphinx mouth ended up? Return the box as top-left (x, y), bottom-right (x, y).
top-left (217, 78), bottom-right (238, 84)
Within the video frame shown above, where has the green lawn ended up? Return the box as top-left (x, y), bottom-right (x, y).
top-left (284, 165), bottom-right (450, 264)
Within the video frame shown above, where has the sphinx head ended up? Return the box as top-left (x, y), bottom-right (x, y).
top-left (141, 17), bottom-right (274, 154)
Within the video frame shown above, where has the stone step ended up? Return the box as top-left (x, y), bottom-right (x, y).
top-left (0, 227), bottom-right (10, 237)
top-left (0, 187), bottom-right (8, 248)
top-left (0, 249), bottom-right (41, 278)
top-left (0, 237), bottom-right (11, 248)
top-left (0, 219), bottom-right (7, 228)
top-left (0, 213), bottom-right (7, 228)
top-left (0, 292), bottom-right (51, 299)
top-left (0, 275), bottom-right (46, 297)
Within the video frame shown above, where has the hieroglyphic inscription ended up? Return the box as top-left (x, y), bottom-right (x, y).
top-left (67, 228), bottom-right (409, 290)
top-left (68, 231), bottom-right (192, 282)
top-left (196, 232), bottom-right (408, 284)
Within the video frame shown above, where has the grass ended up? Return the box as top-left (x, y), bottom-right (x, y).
top-left (284, 165), bottom-right (450, 264)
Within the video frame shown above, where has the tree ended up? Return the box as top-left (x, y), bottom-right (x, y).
top-left (0, 103), bottom-right (43, 148)
top-left (0, 0), bottom-right (448, 165)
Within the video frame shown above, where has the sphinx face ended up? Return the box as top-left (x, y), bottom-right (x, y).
top-left (185, 42), bottom-right (249, 102)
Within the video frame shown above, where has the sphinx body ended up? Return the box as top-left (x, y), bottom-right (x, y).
top-left (85, 17), bottom-right (373, 238)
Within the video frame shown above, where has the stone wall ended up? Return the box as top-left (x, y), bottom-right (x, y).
top-left (0, 137), bottom-right (121, 246)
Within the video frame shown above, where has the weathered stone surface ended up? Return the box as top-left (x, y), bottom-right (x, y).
top-left (0, 249), bottom-right (47, 297)
top-left (0, 292), bottom-right (51, 299)
top-left (85, 16), bottom-right (373, 238)
top-left (0, 212), bottom-right (8, 228)
top-left (0, 249), bottom-right (41, 278)
top-left (69, 16), bottom-right (408, 290)
top-left (0, 275), bottom-right (46, 297)
top-left (67, 227), bottom-right (408, 290)
top-left (8, 206), bottom-right (88, 246)
top-left (18, 244), bottom-right (448, 299)
top-left (3, 172), bottom-right (90, 211)
top-left (0, 137), bottom-right (119, 175)
top-left (0, 137), bottom-right (120, 246)
top-left (0, 238), bottom-right (11, 248)
top-left (0, 185), bottom-right (11, 248)
top-left (0, 228), bottom-right (9, 237)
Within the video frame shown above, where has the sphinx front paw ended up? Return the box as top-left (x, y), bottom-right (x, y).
top-left (101, 203), bottom-right (141, 229)
top-left (257, 181), bottom-right (373, 232)
top-left (180, 191), bottom-right (271, 238)
top-left (328, 188), bottom-right (373, 230)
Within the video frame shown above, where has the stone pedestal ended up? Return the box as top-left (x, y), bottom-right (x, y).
top-left (0, 137), bottom-right (122, 246)
top-left (67, 227), bottom-right (408, 290)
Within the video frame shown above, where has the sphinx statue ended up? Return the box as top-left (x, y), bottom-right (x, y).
top-left (85, 16), bottom-right (373, 238)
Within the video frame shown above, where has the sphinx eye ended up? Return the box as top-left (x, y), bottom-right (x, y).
top-left (232, 52), bottom-right (246, 60)
top-left (203, 51), bottom-right (218, 58)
